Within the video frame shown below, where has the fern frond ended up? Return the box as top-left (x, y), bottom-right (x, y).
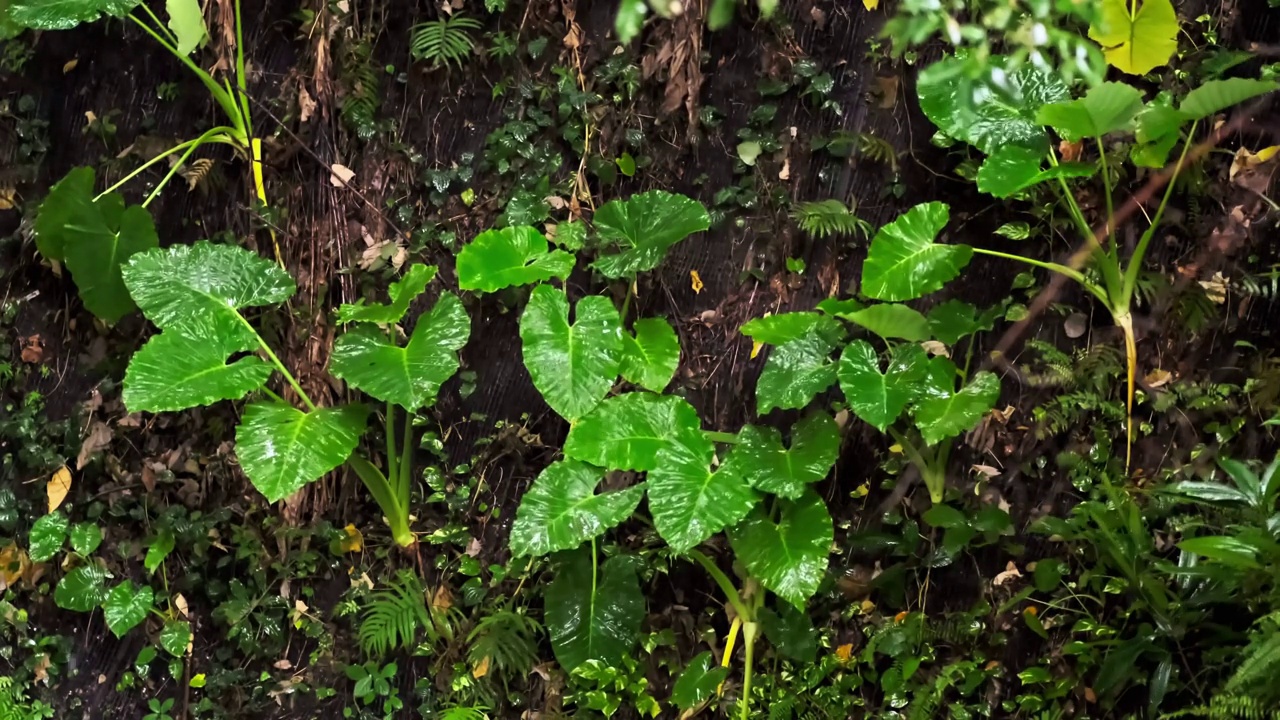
top-left (857, 132), bottom-right (899, 170)
top-left (436, 706), bottom-right (491, 720)
top-left (359, 570), bottom-right (430, 657)
top-left (791, 200), bottom-right (872, 240)
top-left (466, 610), bottom-right (542, 682)
top-left (410, 16), bottom-right (482, 68)
top-left (340, 39), bottom-right (380, 140)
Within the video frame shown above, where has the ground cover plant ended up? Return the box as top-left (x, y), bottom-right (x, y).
top-left (1, 0), bottom-right (1280, 718)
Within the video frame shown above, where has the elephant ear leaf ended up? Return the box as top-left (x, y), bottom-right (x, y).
top-left (838, 340), bottom-right (928, 432)
top-left (620, 317), bottom-right (680, 393)
top-left (234, 402), bottom-right (368, 503)
top-left (336, 264), bottom-right (438, 325)
top-left (456, 226), bottom-right (575, 293)
top-left (508, 461), bottom-right (645, 557)
top-left (726, 413), bottom-right (840, 499)
top-left (917, 55), bottom-right (1068, 154)
top-left (520, 286), bottom-right (623, 420)
top-left (592, 190), bottom-right (710, 279)
top-left (1088, 0), bottom-right (1178, 76)
top-left (861, 202), bottom-right (971, 302)
top-left (10, 0), bottom-right (142, 30)
top-left (564, 392), bottom-right (711, 472)
top-left (728, 490), bottom-right (833, 608)
top-left (546, 549), bottom-right (644, 672)
top-left (914, 369), bottom-right (1001, 447)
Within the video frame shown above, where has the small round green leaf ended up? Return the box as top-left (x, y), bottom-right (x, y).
top-left (564, 393), bottom-right (710, 472)
top-left (456, 226), bottom-right (575, 293)
top-left (861, 202), bottom-right (971, 302)
top-left (728, 490), bottom-right (832, 608)
top-left (160, 620), bottom-right (192, 657)
top-left (546, 549), bottom-right (644, 672)
top-left (54, 562), bottom-right (111, 612)
top-left (235, 402), bottom-right (369, 503)
top-left (520, 286), bottom-right (623, 420)
top-left (509, 461), bottom-right (645, 558)
top-left (592, 191), bottom-right (710, 279)
top-left (102, 581), bottom-right (154, 638)
top-left (69, 522), bottom-right (103, 555)
top-left (726, 413), bottom-right (840, 499)
top-left (28, 511), bottom-right (69, 563)
top-left (837, 340), bottom-right (927, 432)
top-left (620, 317), bottom-right (680, 393)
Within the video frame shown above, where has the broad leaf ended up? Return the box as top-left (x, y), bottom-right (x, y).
top-left (28, 511), bottom-right (68, 563)
top-left (756, 334), bottom-right (840, 414)
top-left (546, 549), bottom-right (644, 672)
top-left (914, 370), bottom-right (1001, 446)
top-left (160, 620), bottom-right (191, 657)
top-left (330, 293), bottom-right (470, 410)
top-left (564, 392), bottom-right (710, 472)
top-left (758, 603), bottom-right (818, 662)
top-left (235, 402), bottom-right (368, 502)
top-left (509, 461), bottom-right (645, 557)
top-left (103, 581), bottom-right (154, 638)
top-left (729, 491), bottom-right (832, 608)
top-left (927, 299), bottom-right (994, 345)
top-left (846, 304), bottom-right (931, 342)
top-left (816, 297), bottom-right (864, 318)
top-left (614, 0), bottom-right (646, 42)
top-left (1165, 481), bottom-right (1252, 506)
top-left (592, 190), bottom-right (710, 278)
top-left (976, 145), bottom-right (1098, 198)
top-left (10, 0), bottom-right (141, 29)
top-left (124, 324), bottom-right (272, 413)
top-left (165, 0), bottom-right (206, 55)
top-left (1035, 82), bottom-right (1145, 140)
top-left (145, 531), bottom-right (175, 574)
top-left (918, 56), bottom-right (1069, 154)
top-left (1178, 536), bottom-right (1263, 569)
top-left (648, 433), bottom-right (757, 552)
top-left (455, 226), bottom-right (575, 293)
top-left (35, 167), bottom-right (93, 260)
top-left (1179, 78), bottom-right (1280, 120)
top-left (671, 652), bottom-right (729, 712)
top-left (726, 413), bottom-right (840, 499)
top-left (69, 522), bottom-right (103, 555)
top-left (862, 202), bottom-right (972, 302)
top-left (1132, 96), bottom-right (1185, 167)
top-left (1088, 0), bottom-right (1178, 75)
top-left (620, 317), bottom-right (680, 392)
top-left (520, 286), bottom-right (623, 420)
top-left (336, 264), bottom-right (437, 325)
top-left (838, 341), bottom-right (927, 431)
top-left (740, 312), bottom-right (842, 346)
top-left (54, 562), bottom-right (111, 612)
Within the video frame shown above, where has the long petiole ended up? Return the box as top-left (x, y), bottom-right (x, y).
top-left (234, 314), bottom-right (317, 411)
top-left (1095, 137), bottom-right (1118, 255)
top-left (688, 549), bottom-right (751, 622)
top-left (971, 247), bottom-right (1110, 305)
top-left (1121, 120), bottom-right (1198, 306)
top-left (136, 2), bottom-right (179, 46)
top-left (385, 403), bottom-right (398, 492)
top-left (399, 411), bottom-right (414, 512)
top-left (704, 430), bottom-right (739, 445)
top-left (739, 621), bottom-right (758, 720)
top-left (234, 0), bottom-right (253, 136)
top-left (95, 127), bottom-right (239, 200)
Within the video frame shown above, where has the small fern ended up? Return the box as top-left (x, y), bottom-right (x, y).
top-left (341, 39), bottom-right (380, 140)
top-left (466, 610), bottom-right (542, 685)
top-left (791, 199), bottom-right (872, 240)
top-left (359, 571), bottom-right (457, 657)
top-left (436, 706), bottom-right (490, 720)
top-left (410, 15), bottom-right (482, 68)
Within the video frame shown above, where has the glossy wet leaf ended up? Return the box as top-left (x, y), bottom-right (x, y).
top-left (124, 324), bottom-right (272, 413)
top-left (509, 461), bottom-right (645, 557)
top-left (976, 145), bottom-right (1097, 198)
top-left (671, 651), bottom-right (729, 711)
top-left (730, 491), bottom-right (831, 607)
top-left (927, 299), bottom-right (992, 345)
top-left (862, 202), bottom-right (971, 301)
top-left (1178, 535), bottom-right (1263, 568)
top-left (846, 304), bottom-right (931, 341)
top-left (546, 549), bottom-right (643, 672)
top-left (1088, 0), bottom-right (1178, 75)
top-left (740, 312), bottom-right (843, 346)
top-left (10, 0), bottom-right (141, 29)
top-left (54, 562), bottom-right (110, 612)
top-left (914, 370), bottom-right (1001, 446)
top-left (145, 532), bottom-right (175, 574)
top-left (1036, 82), bottom-right (1145, 140)
top-left (69, 523), bottom-right (102, 555)
top-left (160, 620), bottom-right (191, 657)
top-left (165, 0), bottom-right (206, 55)
top-left (564, 392), bottom-right (710, 472)
top-left (647, 441), bottom-right (757, 552)
top-left (336, 264), bottom-right (438, 325)
top-left (726, 413), bottom-right (840, 499)
top-left (838, 341), bottom-right (927, 431)
top-left (620, 318), bottom-right (680, 392)
top-left (456, 226), bottom-right (575, 293)
top-left (758, 603), bottom-right (818, 662)
top-left (28, 511), bottom-right (68, 563)
top-left (918, 56), bottom-right (1069, 154)
top-left (592, 190), bottom-right (710, 278)
top-left (755, 332), bottom-right (842, 415)
top-left (103, 581), bottom-right (154, 638)
top-left (235, 402), bottom-right (368, 502)
top-left (330, 293), bottom-right (470, 410)
top-left (520, 286), bottom-right (623, 420)
top-left (1179, 78), bottom-right (1280, 120)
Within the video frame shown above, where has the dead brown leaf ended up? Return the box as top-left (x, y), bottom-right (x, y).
top-left (875, 75), bottom-right (899, 109)
top-left (76, 420), bottom-right (113, 470)
top-left (20, 335), bottom-right (43, 364)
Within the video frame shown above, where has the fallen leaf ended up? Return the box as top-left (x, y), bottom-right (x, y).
top-left (0, 186), bottom-right (16, 210)
top-left (778, 156), bottom-right (791, 180)
top-left (0, 544), bottom-right (29, 590)
top-left (335, 524), bottom-right (363, 553)
top-left (1144, 368), bottom-right (1172, 388)
top-left (63, 58), bottom-right (79, 73)
top-left (1229, 144), bottom-right (1279, 182)
top-left (835, 643), bottom-right (853, 661)
top-left (1059, 140), bottom-right (1083, 162)
top-left (76, 420), bottom-right (113, 470)
top-left (863, 0), bottom-right (878, 9)
top-left (690, 270), bottom-right (704, 294)
top-left (859, 599), bottom-right (876, 615)
top-left (893, 610), bottom-right (909, 623)
top-left (920, 340), bottom-right (949, 357)
top-left (329, 162), bottom-right (355, 188)
top-left (432, 583), bottom-right (454, 611)
top-left (875, 75), bottom-right (899, 109)
top-left (274, 659), bottom-right (294, 670)
top-left (1200, 271), bottom-right (1229, 303)
top-left (993, 560), bottom-right (1021, 586)
top-left (472, 654), bottom-right (491, 679)
top-left (33, 653), bottom-right (51, 683)
top-left (298, 86), bottom-right (317, 123)
top-left (47, 466), bottom-right (72, 513)
top-left (20, 335), bottom-right (43, 364)
top-left (1084, 687), bottom-right (1098, 703)
top-left (971, 464), bottom-right (1001, 478)
top-left (174, 593), bottom-right (189, 618)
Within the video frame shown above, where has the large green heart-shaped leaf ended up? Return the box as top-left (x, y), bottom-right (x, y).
top-left (728, 490), bottom-right (832, 608)
top-left (456, 226), bottom-right (575, 293)
top-left (1132, 95), bottom-right (1185, 167)
top-left (927, 299), bottom-right (996, 346)
top-left (564, 392), bottom-right (710, 472)
top-left (69, 522), bottom-right (103, 555)
top-left (35, 167), bottom-right (94, 260)
top-left (740, 312), bottom-right (842, 346)
top-left (124, 324), bottom-right (272, 413)
top-left (1088, 0), bottom-right (1178, 76)
top-left (28, 511), bottom-right (68, 563)
top-left (546, 549), bottom-right (644, 672)
top-left (914, 370), bottom-right (1001, 446)
top-left (671, 651), bottom-right (730, 712)
top-left (756, 334), bottom-right (840, 415)
top-left (330, 293), bottom-right (470, 410)
top-left (726, 413), bottom-right (840, 499)
top-left (976, 146), bottom-right (1098, 198)
top-left (102, 581), bottom-right (154, 638)
top-left (861, 202), bottom-right (972, 302)
top-left (621, 318), bottom-right (680, 392)
top-left (838, 340), bottom-right (928, 431)
top-left (509, 461), bottom-right (645, 557)
top-left (918, 56), bottom-right (1069, 154)
top-left (1179, 78), bottom-right (1280, 120)
top-left (1036, 82), bottom-right (1145, 140)
top-left (235, 402), bottom-right (368, 502)
top-left (520, 286), bottom-right (623, 420)
top-left (54, 562), bottom-right (111, 612)
top-left (160, 620), bottom-right (192, 657)
top-left (592, 190), bottom-right (711, 278)
top-left (846, 304), bottom-right (932, 342)
top-left (336, 264), bottom-right (438, 325)
top-left (648, 441), bottom-right (757, 552)
top-left (165, 0), bottom-right (206, 55)
top-left (10, 0), bottom-right (140, 29)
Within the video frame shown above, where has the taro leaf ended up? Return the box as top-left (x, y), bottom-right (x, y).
top-left (614, 0), bottom-right (646, 42)
top-left (838, 340), bottom-right (928, 431)
top-left (234, 402), bottom-right (368, 502)
top-left (1132, 96), bottom-right (1186, 167)
top-left (564, 392), bottom-right (710, 472)
top-left (914, 370), bottom-right (1001, 446)
top-left (123, 324), bottom-right (272, 413)
top-left (976, 145), bottom-right (1097, 198)
top-left (620, 317), bottom-right (680, 392)
top-left (69, 522), bottom-right (103, 555)
top-left (1088, 0), bottom-right (1178, 76)
top-left (1179, 78), bottom-right (1280, 120)
top-left (10, 0), bottom-right (141, 29)
top-left (671, 651), bottom-right (729, 712)
top-left (648, 438), bottom-right (757, 553)
top-left (35, 167), bottom-right (94, 260)
top-left (54, 562), bottom-right (111, 612)
top-left (145, 531), bottom-right (175, 574)
top-left (758, 602), bottom-right (818, 662)
top-left (455, 226), bottom-right (575, 293)
top-left (165, 0), bottom-right (206, 55)
top-left (726, 413), bottom-right (840, 499)
top-left (816, 297), bottom-right (864, 318)
top-left (330, 293), bottom-right (470, 410)
top-left (740, 312), bottom-right (843, 346)
top-left (1035, 82), bottom-right (1145, 140)
top-left (336, 264), bottom-right (437, 325)
top-left (917, 55), bottom-right (1069, 155)
top-left (927, 299), bottom-right (993, 346)
top-left (861, 202), bottom-right (972, 302)
top-left (160, 620), bottom-right (191, 657)
top-left (756, 333), bottom-right (840, 415)
top-left (28, 511), bottom-right (69, 563)
top-left (546, 548), bottom-right (643, 672)
top-left (520, 286), bottom-right (623, 420)
top-left (846, 304), bottom-right (931, 342)
top-left (508, 460), bottom-right (645, 557)
top-left (592, 190), bottom-right (711, 278)
top-left (729, 490), bottom-right (832, 607)
top-left (103, 581), bottom-right (154, 638)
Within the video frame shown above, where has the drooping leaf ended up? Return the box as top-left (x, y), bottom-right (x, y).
top-left (69, 522), bottom-right (103, 555)
top-left (755, 333), bottom-right (840, 414)
top-left (336, 264), bottom-right (438, 325)
top-left (917, 55), bottom-right (1069, 154)
top-left (28, 511), bottom-right (68, 563)
top-left (1178, 535), bottom-right (1263, 569)
top-left (927, 299), bottom-right (993, 345)
top-left (671, 651), bottom-right (729, 711)
top-left (520, 286), bottom-right (623, 420)
top-left (846, 304), bottom-right (932, 341)
top-left (976, 145), bottom-right (1097, 198)
top-left (592, 191), bottom-right (710, 279)
top-left (1035, 82), bottom-right (1145, 140)
top-left (165, 0), bottom-right (206, 55)
top-left (1179, 78), bottom-right (1280, 120)
top-left (1088, 0), bottom-right (1178, 75)
top-left (838, 341), bottom-right (927, 431)
top-left (861, 202), bottom-right (972, 301)
top-left (145, 531), bottom-right (175, 574)
top-left (160, 620), bottom-right (191, 657)
top-left (914, 370), bottom-right (1001, 446)
top-left (123, 324), bottom-right (272, 413)
top-left (614, 0), bottom-right (647, 42)
top-left (546, 549), bottom-right (644, 672)
top-left (455, 226), bottom-right (575, 293)
top-left (102, 581), bottom-right (154, 638)
top-left (34, 167), bottom-right (94, 260)
top-left (726, 413), bottom-right (840, 499)
top-left (234, 402), bottom-right (368, 502)
top-left (758, 602), bottom-right (818, 662)
top-left (740, 312), bottom-right (843, 346)
top-left (647, 441), bottom-right (757, 552)
top-left (729, 490), bottom-right (832, 607)
top-left (1132, 96), bottom-right (1185, 167)
top-left (564, 392), bottom-right (710, 472)
top-left (620, 317), bottom-right (680, 392)
top-left (54, 562), bottom-right (111, 612)
top-left (330, 293), bottom-right (470, 410)
top-left (508, 461), bottom-right (645, 557)
top-left (9, 0), bottom-right (141, 30)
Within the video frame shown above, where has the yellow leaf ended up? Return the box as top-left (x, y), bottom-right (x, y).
top-left (863, 0), bottom-right (878, 9)
top-left (690, 270), bottom-right (704, 294)
top-left (0, 544), bottom-right (29, 590)
top-left (835, 643), bottom-right (853, 662)
top-left (190, 673), bottom-right (206, 688)
top-left (338, 524), bottom-right (363, 553)
top-left (63, 58), bottom-right (79, 73)
top-left (0, 187), bottom-right (16, 211)
top-left (852, 482), bottom-right (870, 498)
top-left (894, 611), bottom-right (909, 623)
top-left (471, 654), bottom-right (491, 679)
top-left (859, 599), bottom-right (876, 615)
top-left (888, 443), bottom-right (903, 454)
top-left (47, 466), bottom-right (72, 513)
top-left (750, 339), bottom-right (763, 360)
